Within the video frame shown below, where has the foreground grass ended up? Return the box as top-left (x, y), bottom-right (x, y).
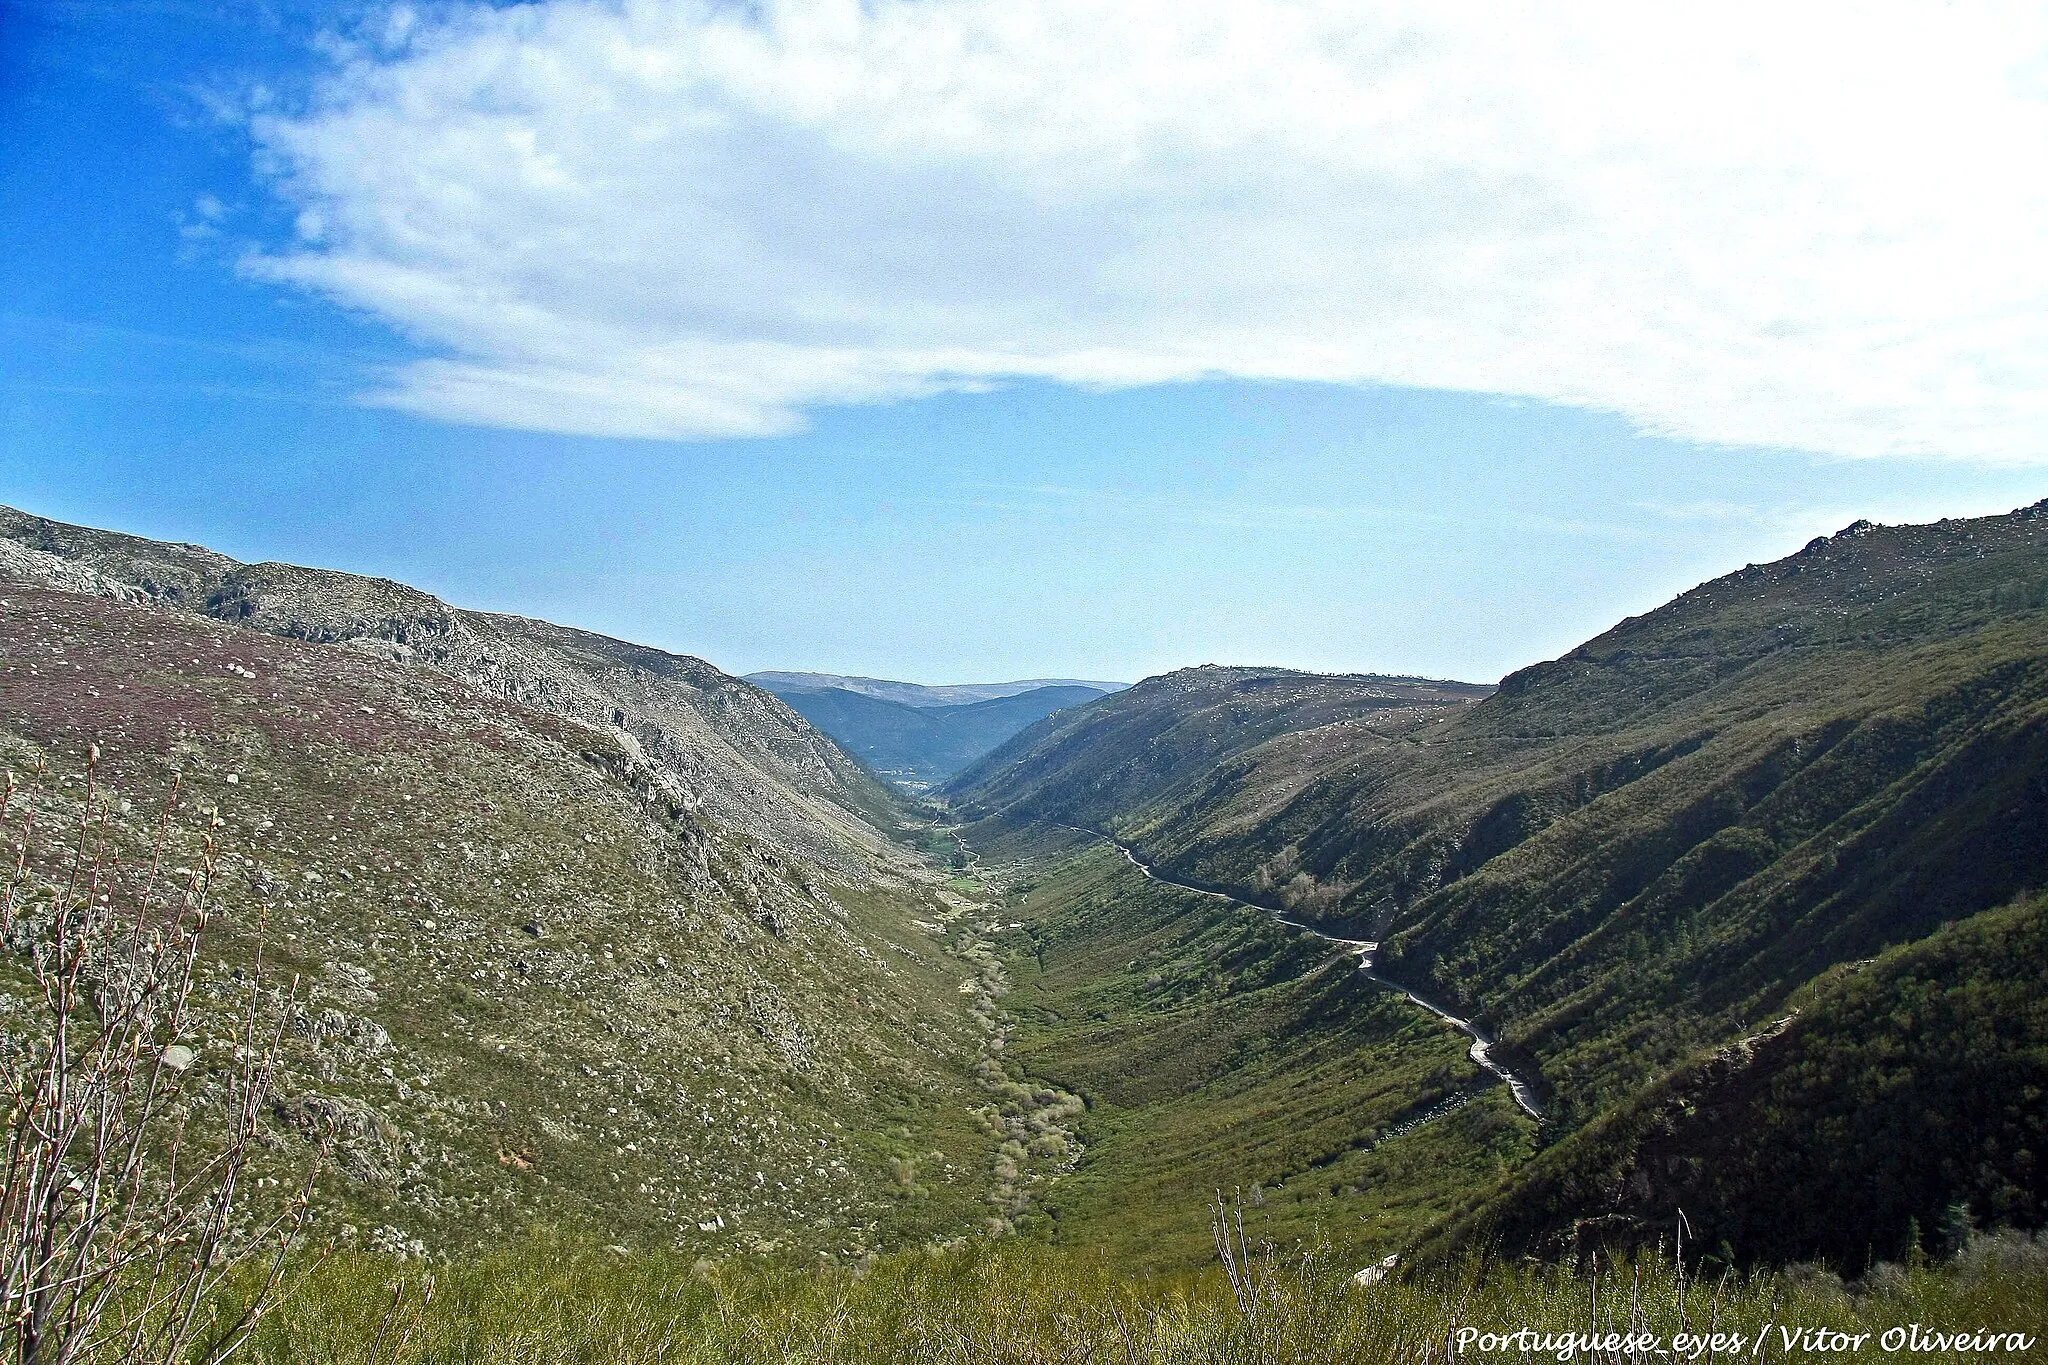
top-left (238, 1236), bottom-right (2048, 1365)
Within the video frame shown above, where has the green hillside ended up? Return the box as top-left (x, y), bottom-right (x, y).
top-left (948, 502), bottom-right (2048, 1265)
top-left (747, 672), bottom-right (1125, 709)
top-left (1421, 889), bottom-right (2048, 1270)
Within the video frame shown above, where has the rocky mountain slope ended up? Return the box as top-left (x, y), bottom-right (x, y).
top-left (0, 512), bottom-right (1060, 1258)
top-left (0, 508), bottom-right (898, 876)
top-left (949, 501), bottom-right (2048, 1264)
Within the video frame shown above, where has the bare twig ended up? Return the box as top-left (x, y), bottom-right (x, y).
top-left (0, 752), bottom-right (313, 1365)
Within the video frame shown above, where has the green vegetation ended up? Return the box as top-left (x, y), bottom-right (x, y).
top-left (950, 504), bottom-right (2048, 1266)
top-left (948, 668), bottom-right (1490, 842)
top-left (227, 1234), bottom-right (2048, 1364)
top-left (1425, 890), bottom-right (2048, 1270)
top-left (982, 839), bottom-right (1531, 1265)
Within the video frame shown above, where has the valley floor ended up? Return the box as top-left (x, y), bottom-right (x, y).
top-left (942, 823), bottom-right (1539, 1268)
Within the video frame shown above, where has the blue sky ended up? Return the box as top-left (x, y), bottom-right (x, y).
top-left (5, 1), bottom-right (2044, 686)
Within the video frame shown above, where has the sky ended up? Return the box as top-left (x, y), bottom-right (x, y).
top-left (4, 0), bottom-right (2045, 687)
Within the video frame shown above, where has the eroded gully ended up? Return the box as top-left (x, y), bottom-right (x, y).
top-left (1058, 825), bottom-right (1545, 1122)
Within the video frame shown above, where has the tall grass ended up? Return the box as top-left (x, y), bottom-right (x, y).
top-left (234, 1232), bottom-right (2048, 1365)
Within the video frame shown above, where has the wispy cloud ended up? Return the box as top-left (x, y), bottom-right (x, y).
top-left (1630, 500), bottom-right (1767, 525)
top-left (920, 480), bottom-right (1706, 544)
top-left (247, 0), bottom-right (2048, 459)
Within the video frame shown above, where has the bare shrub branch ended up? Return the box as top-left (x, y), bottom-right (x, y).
top-left (0, 750), bottom-right (315, 1365)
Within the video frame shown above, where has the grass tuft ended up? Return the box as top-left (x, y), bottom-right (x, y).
top-left (230, 1234), bottom-right (2048, 1365)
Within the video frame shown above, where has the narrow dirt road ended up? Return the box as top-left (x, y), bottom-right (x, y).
top-left (1061, 825), bottom-right (1545, 1121)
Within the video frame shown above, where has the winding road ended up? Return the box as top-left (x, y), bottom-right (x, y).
top-left (1058, 825), bottom-right (1545, 1121)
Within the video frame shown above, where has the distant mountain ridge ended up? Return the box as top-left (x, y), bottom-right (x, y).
top-left (946, 667), bottom-right (1493, 834)
top-left (747, 672), bottom-right (1126, 709)
top-left (751, 674), bottom-right (1124, 789)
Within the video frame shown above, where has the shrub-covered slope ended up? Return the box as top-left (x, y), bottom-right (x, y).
top-left (954, 506), bottom-right (2048, 1110)
top-left (949, 503), bottom-right (2048, 1262)
top-left (747, 673), bottom-right (1124, 709)
top-left (0, 547), bottom-right (1031, 1258)
top-left (1420, 890), bottom-right (2048, 1269)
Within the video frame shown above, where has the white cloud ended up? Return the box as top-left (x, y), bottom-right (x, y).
top-left (248, 0), bottom-right (2048, 457)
